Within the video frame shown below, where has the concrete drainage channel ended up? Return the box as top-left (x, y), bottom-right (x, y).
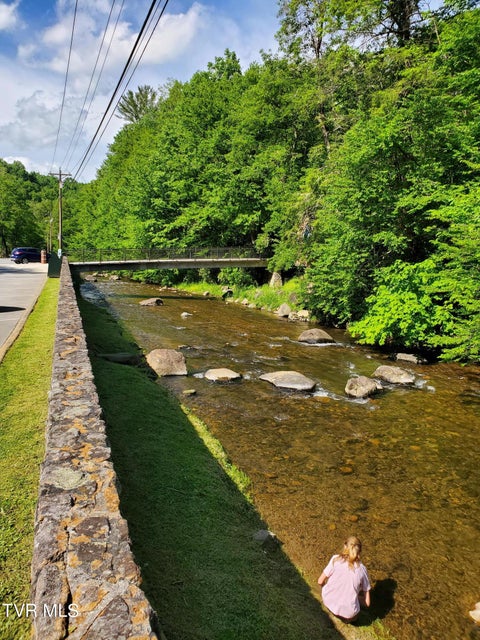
top-left (30, 258), bottom-right (160, 639)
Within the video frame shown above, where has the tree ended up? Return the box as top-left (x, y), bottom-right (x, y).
top-left (0, 160), bottom-right (49, 254)
top-left (430, 185), bottom-right (480, 362)
top-left (207, 49), bottom-right (242, 79)
top-left (348, 259), bottom-right (454, 351)
top-left (277, 0), bottom-right (440, 54)
top-left (277, 0), bottom-right (331, 59)
top-left (117, 85), bottom-right (158, 123)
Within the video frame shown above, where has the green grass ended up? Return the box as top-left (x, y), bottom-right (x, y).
top-left (78, 295), bottom-right (342, 640)
top-left (180, 276), bottom-right (304, 313)
top-left (0, 279), bottom-right (59, 640)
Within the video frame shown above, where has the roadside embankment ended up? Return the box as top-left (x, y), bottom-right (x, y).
top-left (30, 258), bottom-right (159, 639)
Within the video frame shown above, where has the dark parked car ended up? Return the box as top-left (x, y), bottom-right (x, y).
top-left (10, 247), bottom-right (49, 264)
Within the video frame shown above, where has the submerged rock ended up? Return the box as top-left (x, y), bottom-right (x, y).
top-left (205, 368), bottom-right (241, 382)
top-left (146, 349), bottom-right (187, 376)
top-left (373, 365), bottom-right (415, 385)
top-left (259, 370), bottom-right (316, 391)
top-left (298, 328), bottom-right (334, 344)
top-left (345, 375), bottom-right (382, 398)
top-left (395, 352), bottom-right (427, 364)
top-left (469, 602), bottom-right (480, 624)
top-left (139, 297), bottom-right (163, 306)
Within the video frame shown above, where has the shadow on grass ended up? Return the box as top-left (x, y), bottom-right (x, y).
top-left (352, 579), bottom-right (397, 629)
top-left (79, 297), bottom-right (342, 640)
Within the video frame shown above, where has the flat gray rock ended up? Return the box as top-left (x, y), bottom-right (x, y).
top-left (205, 368), bottom-right (241, 382)
top-left (395, 352), bottom-right (427, 364)
top-left (259, 370), bottom-right (316, 391)
top-left (373, 365), bottom-right (415, 385)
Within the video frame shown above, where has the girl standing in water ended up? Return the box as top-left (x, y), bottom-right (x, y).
top-left (318, 536), bottom-right (371, 622)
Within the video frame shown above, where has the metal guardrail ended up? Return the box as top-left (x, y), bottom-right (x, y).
top-left (67, 246), bottom-right (264, 263)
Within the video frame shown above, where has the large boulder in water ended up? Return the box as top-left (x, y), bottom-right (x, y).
top-left (345, 376), bottom-right (382, 399)
top-left (205, 368), bottom-right (241, 382)
top-left (298, 328), bottom-right (334, 344)
top-left (259, 370), bottom-right (316, 391)
top-left (146, 349), bottom-right (187, 376)
top-left (373, 365), bottom-right (415, 385)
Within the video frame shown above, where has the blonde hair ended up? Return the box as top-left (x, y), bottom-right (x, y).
top-left (338, 536), bottom-right (362, 568)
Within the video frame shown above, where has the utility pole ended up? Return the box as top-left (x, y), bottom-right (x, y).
top-left (49, 168), bottom-right (71, 257)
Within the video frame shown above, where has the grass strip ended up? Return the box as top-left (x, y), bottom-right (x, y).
top-left (0, 278), bottom-right (59, 640)
top-left (78, 295), bottom-right (342, 640)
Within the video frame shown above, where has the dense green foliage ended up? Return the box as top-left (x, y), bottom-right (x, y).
top-left (0, 160), bottom-right (59, 255)
top-left (1, 3), bottom-right (479, 362)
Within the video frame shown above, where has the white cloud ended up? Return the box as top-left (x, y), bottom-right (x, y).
top-left (0, 90), bottom-right (81, 150)
top-left (141, 2), bottom-right (206, 64)
top-left (0, 0), bottom-right (280, 181)
top-left (3, 155), bottom-right (52, 175)
top-left (0, 0), bottom-right (19, 31)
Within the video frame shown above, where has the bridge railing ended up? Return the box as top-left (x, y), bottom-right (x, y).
top-left (67, 246), bottom-right (264, 263)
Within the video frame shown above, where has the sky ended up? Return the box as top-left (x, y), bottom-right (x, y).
top-left (0, 0), bottom-right (281, 182)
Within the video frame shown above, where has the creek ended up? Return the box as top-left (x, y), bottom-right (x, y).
top-left (85, 278), bottom-right (480, 640)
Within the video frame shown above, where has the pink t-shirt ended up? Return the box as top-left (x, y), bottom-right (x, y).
top-left (321, 555), bottom-right (371, 620)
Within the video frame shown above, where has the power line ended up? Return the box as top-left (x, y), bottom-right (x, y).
top-left (50, 0), bottom-right (79, 172)
top-left (66, 0), bottom-right (126, 173)
top-left (73, 0), bottom-right (171, 181)
top-left (61, 0), bottom-right (124, 170)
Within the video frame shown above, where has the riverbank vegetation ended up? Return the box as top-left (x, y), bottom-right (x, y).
top-left (0, 279), bottom-right (59, 640)
top-left (177, 274), bottom-right (304, 314)
top-left (2, 2), bottom-right (479, 363)
top-left (78, 293), bottom-right (393, 640)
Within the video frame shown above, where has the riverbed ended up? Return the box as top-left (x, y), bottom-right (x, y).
top-left (84, 278), bottom-right (480, 640)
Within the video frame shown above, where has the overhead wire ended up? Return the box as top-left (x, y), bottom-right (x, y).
top-left (50, 0), bottom-right (79, 172)
top-left (73, 0), bottom-right (171, 181)
top-left (72, 0), bottom-right (171, 181)
top-left (61, 0), bottom-right (124, 170)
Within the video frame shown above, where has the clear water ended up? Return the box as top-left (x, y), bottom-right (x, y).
top-left (88, 280), bottom-right (480, 640)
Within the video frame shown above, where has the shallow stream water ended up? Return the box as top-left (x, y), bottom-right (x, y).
top-left (85, 279), bottom-right (480, 640)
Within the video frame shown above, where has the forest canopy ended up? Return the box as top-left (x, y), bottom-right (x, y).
top-left (1, 1), bottom-right (479, 363)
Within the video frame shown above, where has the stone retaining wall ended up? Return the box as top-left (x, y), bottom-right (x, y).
top-left (30, 258), bottom-right (160, 639)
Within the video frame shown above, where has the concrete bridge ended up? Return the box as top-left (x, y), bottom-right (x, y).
top-left (68, 246), bottom-right (268, 273)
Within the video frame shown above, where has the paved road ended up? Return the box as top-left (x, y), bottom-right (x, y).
top-left (0, 258), bottom-right (48, 362)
